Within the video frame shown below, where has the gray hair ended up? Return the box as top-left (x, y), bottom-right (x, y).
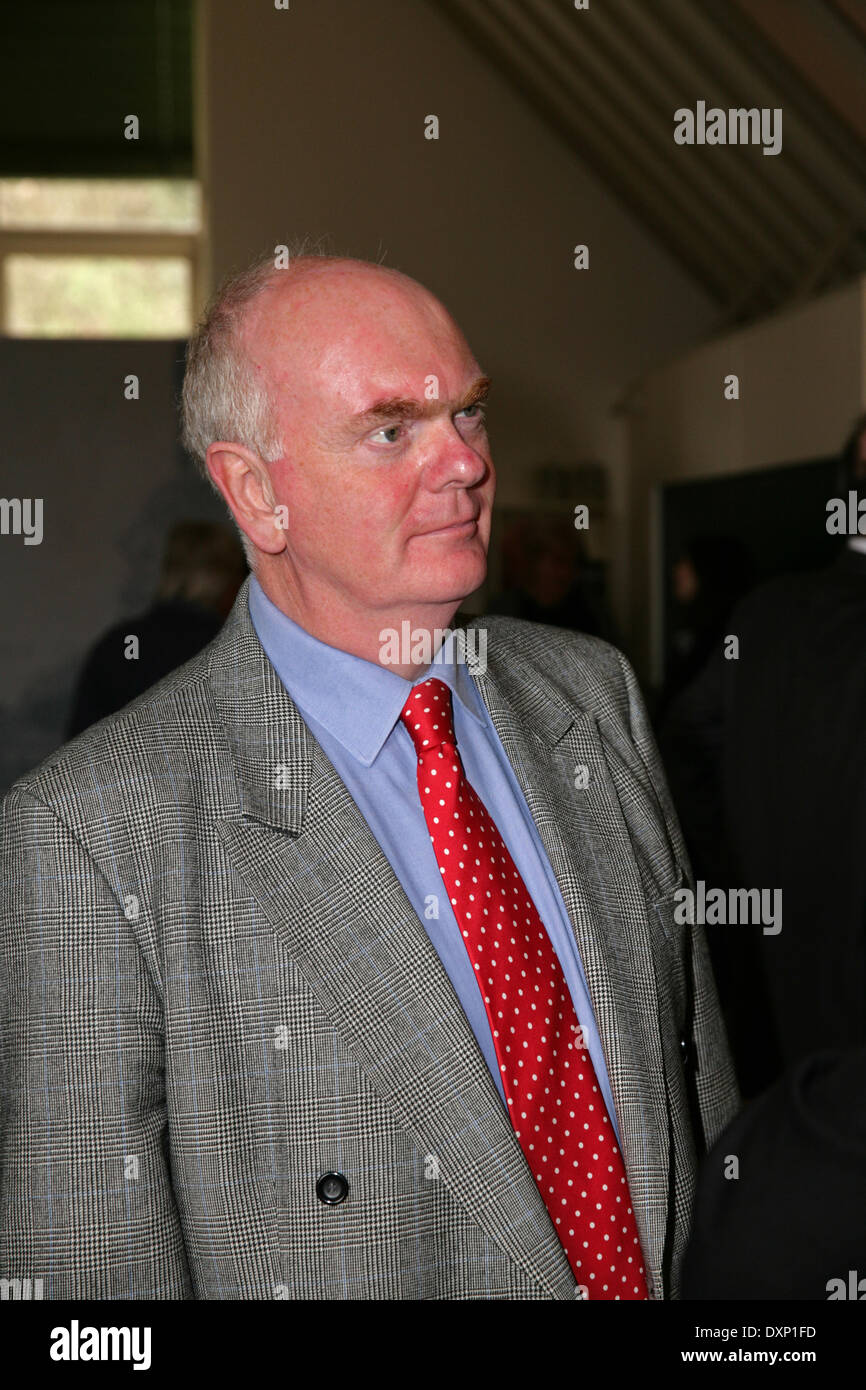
top-left (180, 238), bottom-right (335, 567)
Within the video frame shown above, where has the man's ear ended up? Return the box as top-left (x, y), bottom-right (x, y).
top-left (205, 442), bottom-right (286, 556)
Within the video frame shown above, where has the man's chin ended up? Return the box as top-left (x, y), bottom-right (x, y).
top-left (415, 555), bottom-right (487, 609)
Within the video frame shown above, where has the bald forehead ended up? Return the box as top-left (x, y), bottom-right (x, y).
top-left (240, 259), bottom-right (452, 348)
top-left (236, 260), bottom-right (475, 426)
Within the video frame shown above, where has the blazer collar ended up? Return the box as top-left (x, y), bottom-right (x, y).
top-left (246, 572), bottom-right (486, 768)
top-left (207, 579), bottom-right (576, 832)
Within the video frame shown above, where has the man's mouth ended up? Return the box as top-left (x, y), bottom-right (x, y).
top-left (419, 518), bottom-right (478, 537)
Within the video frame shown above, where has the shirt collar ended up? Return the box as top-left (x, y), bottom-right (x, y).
top-left (247, 573), bottom-right (486, 767)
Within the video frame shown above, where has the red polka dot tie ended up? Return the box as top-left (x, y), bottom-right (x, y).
top-left (400, 677), bottom-right (648, 1299)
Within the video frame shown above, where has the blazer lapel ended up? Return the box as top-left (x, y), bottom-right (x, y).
top-left (467, 622), bottom-right (671, 1292)
top-left (207, 582), bottom-right (576, 1299)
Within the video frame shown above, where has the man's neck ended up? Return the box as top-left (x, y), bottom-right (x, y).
top-left (253, 567), bottom-right (463, 680)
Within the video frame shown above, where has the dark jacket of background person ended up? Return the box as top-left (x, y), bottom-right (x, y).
top-left (658, 544), bottom-right (866, 1094)
top-left (67, 521), bottom-right (246, 738)
top-left (682, 1047), bottom-right (866, 1300)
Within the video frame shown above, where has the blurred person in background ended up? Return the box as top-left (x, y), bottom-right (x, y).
top-left (490, 514), bottom-right (621, 645)
top-left (683, 1042), bottom-right (866, 1300)
top-left (656, 533), bottom-right (756, 724)
top-left (658, 414), bottom-right (866, 1096)
top-left (66, 520), bottom-right (246, 737)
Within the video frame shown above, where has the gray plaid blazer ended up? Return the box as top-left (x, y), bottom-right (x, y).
top-left (0, 577), bottom-right (739, 1300)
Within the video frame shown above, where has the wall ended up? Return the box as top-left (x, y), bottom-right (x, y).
top-left (0, 339), bottom-right (228, 792)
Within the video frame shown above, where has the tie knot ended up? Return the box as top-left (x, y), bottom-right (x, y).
top-left (399, 677), bottom-right (456, 756)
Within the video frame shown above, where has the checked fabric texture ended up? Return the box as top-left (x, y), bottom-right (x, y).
top-left (400, 678), bottom-right (648, 1300)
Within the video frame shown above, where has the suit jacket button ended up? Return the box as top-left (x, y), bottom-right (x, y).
top-left (680, 1034), bottom-right (692, 1068)
top-left (316, 1171), bottom-right (349, 1205)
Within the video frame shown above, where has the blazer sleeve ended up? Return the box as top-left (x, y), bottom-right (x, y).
top-left (0, 784), bottom-right (194, 1299)
top-left (614, 650), bottom-right (741, 1153)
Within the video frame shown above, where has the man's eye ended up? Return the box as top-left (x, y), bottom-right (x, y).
top-left (371, 424), bottom-right (403, 444)
top-left (457, 403), bottom-right (486, 421)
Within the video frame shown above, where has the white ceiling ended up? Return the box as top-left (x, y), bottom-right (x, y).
top-left (431, 0), bottom-right (866, 325)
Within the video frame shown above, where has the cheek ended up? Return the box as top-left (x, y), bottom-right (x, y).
top-left (352, 468), bottom-right (416, 539)
top-left (273, 458), bottom-right (345, 535)
top-left (276, 451), bottom-right (415, 553)
top-left (377, 473), bottom-right (415, 525)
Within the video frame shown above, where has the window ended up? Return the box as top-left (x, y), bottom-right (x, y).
top-left (0, 0), bottom-right (197, 337)
top-left (0, 177), bottom-right (201, 337)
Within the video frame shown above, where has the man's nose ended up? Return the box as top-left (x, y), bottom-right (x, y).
top-left (425, 420), bottom-right (490, 486)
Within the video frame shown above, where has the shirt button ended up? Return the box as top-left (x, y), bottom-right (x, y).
top-left (316, 1171), bottom-right (349, 1205)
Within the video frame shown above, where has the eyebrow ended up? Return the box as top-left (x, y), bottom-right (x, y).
top-left (352, 375), bottom-right (492, 428)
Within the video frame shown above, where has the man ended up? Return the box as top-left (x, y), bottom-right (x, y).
top-left (0, 250), bottom-right (738, 1300)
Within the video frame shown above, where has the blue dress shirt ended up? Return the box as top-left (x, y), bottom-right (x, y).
top-left (247, 575), bottom-right (621, 1142)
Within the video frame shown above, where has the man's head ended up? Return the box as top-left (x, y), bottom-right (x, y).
top-left (181, 246), bottom-right (495, 661)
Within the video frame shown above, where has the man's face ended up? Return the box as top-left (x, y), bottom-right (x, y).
top-left (242, 265), bottom-right (495, 621)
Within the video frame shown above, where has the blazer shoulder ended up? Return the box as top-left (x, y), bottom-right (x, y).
top-left (6, 641), bottom-right (222, 827)
top-left (476, 612), bottom-right (633, 716)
